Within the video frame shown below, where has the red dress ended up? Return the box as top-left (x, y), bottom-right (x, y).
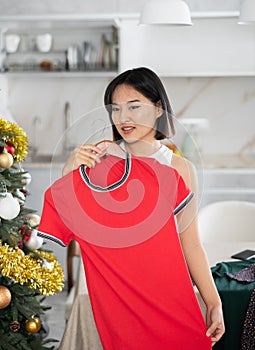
top-left (38, 154), bottom-right (211, 350)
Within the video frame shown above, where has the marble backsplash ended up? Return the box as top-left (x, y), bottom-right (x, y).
top-left (2, 75), bottom-right (254, 159)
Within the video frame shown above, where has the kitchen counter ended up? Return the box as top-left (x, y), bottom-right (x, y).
top-left (194, 154), bottom-right (255, 207)
top-left (200, 154), bottom-right (255, 169)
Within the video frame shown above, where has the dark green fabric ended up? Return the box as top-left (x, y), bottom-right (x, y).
top-left (211, 259), bottom-right (255, 350)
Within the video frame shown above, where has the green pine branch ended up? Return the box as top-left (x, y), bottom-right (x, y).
top-left (0, 134), bottom-right (60, 350)
top-left (0, 276), bottom-right (58, 350)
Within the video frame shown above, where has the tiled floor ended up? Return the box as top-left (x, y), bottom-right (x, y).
top-left (43, 290), bottom-right (67, 348)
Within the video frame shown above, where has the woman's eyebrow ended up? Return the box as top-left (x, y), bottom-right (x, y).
top-left (127, 99), bottom-right (140, 104)
top-left (112, 99), bottom-right (141, 105)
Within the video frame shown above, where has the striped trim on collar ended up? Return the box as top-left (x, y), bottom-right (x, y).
top-left (79, 152), bottom-right (131, 192)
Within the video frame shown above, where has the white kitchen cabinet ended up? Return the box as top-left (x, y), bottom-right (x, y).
top-left (118, 13), bottom-right (255, 77)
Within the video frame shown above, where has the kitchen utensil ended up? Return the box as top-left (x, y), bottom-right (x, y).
top-left (83, 42), bottom-right (91, 68)
top-left (67, 45), bottom-right (80, 70)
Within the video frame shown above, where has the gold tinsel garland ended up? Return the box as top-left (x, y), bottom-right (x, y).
top-left (0, 118), bottom-right (28, 162)
top-left (0, 243), bottom-right (64, 295)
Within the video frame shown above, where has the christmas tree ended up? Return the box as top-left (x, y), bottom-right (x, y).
top-left (0, 118), bottom-right (64, 350)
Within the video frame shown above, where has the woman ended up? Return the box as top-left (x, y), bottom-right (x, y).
top-left (60, 67), bottom-right (225, 347)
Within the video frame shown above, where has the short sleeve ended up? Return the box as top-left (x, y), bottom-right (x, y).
top-left (38, 187), bottom-right (74, 247)
top-left (173, 173), bottom-right (194, 216)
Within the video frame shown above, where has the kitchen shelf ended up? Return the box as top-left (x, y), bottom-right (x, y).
top-left (5, 49), bottom-right (66, 55)
top-left (201, 155), bottom-right (255, 170)
top-left (0, 70), bottom-right (117, 78)
top-left (117, 11), bottom-right (240, 22)
top-left (0, 14), bottom-right (119, 76)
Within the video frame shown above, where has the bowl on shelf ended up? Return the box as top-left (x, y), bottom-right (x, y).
top-left (36, 33), bottom-right (52, 53)
top-left (5, 34), bottom-right (21, 53)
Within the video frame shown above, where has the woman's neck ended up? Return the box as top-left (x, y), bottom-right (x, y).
top-left (124, 140), bottom-right (161, 157)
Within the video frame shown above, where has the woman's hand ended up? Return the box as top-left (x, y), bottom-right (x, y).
top-left (62, 144), bottom-right (106, 176)
top-left (206, 304), bottom-right (225, 346)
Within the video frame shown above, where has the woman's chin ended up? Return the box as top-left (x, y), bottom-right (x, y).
top-left (122, 137), bottom-right (138, 144)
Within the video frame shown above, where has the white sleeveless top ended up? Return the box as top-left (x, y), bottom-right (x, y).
top-left (119, 142), bottom-right (173, 167)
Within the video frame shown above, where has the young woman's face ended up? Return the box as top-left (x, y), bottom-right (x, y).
top-left (111, 84), bottom-right (162, 144)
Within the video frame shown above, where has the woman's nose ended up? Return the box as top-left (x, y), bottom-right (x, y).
top-left (118, 107), bottom-right (131, 123)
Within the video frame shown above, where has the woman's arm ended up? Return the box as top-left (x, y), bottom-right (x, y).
top-left (172, 154), bottom-right (225, 346)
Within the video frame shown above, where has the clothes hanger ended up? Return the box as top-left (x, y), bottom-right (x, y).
top-left (96, 140), bottom-right (126, 159)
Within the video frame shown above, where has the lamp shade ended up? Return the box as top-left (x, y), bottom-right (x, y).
top-left (238, 0), bottom-right (255, 24)
top-left (139, 0), bottom-right (193, 26)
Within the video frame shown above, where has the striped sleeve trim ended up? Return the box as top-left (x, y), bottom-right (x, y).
top-left (173, 192), bottom-right (194, 216)
top-left (37, 230), bottom-right (67, 247)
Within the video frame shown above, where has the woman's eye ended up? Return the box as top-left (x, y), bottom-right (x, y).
top-left (130, 105), bottom-right (140, 110)
top-left (112, 107), bottom-right (120, 112)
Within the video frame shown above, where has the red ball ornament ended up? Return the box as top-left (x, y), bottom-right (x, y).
top-left (19, 225), bottom-right (33, 242)
top-left (5, 142), bottom-right (15, 155)
top-left (19, 224), bottom-right (27, 235)
top-left (23, 228), bottom-right (33, 242)
top-left (20, 188), bottom-right (29, 197)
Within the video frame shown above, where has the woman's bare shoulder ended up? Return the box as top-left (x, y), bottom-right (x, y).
top-left (171, 153), bottom-right (197, 187)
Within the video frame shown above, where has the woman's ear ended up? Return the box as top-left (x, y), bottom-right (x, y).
top-left (155, 100), bottom-right (163, 119)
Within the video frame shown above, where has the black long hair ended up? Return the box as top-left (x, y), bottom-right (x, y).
top-left (104, 67), bottom-right (175, 141)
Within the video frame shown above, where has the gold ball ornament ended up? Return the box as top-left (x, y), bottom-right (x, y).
top-left (26, 214), bottom-right (41, 227)
top-left (0, 285), bottom-right (12, 309)
top-left (0, 151), bottom-right (13, 168)
top-left (25, 317), bottom-right (41, 333)
top-left (34, 316), bottom-right (41, 330)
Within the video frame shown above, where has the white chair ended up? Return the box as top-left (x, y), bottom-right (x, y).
top-left (198, 200), bottom-right (255, 243)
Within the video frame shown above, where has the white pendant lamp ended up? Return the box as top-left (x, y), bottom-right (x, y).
top-left (139, 0), bottom-right (193, 26)
top-left (238, 0), bottom-right (255, 25)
